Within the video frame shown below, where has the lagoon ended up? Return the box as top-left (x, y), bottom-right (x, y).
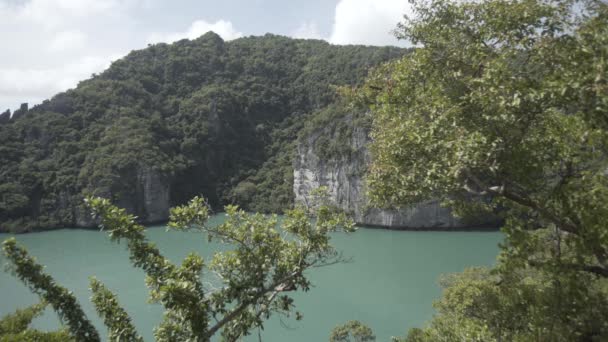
top-left (0, 215), bottom-right (501, 341)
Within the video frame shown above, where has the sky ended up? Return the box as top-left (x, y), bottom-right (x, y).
top-left (0, 0), bottom-right (413, 112)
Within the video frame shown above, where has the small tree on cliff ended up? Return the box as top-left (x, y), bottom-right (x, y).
top-left (351, 0), bottom-right (608, 340)
top-left (2, 191), bottom-right (354, 341)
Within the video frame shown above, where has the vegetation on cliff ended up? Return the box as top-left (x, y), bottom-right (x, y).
top-left (0, 33), bottom-right (405, 232)
top-left (355, 0), bottom-right (608, 340)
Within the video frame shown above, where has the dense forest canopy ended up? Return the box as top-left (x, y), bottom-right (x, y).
top-left (0, 33), bottom-right (406, 232)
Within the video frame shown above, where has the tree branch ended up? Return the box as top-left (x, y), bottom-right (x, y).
top-left (462, 169), bottom-right (608, 268)
top-left (462, 168), bottom-right (579, 234)
top-left (529, 260), bottom-right (608, 278)
top-left (204, 270), bottom-right (301, 338)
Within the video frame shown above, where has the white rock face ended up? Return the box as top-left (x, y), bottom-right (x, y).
top-left (73, 166), bottom-right (170, 228)
top-left (293, 118), bottom-right (469, 229)
top-left (137, 167), bottom-right (170, 223)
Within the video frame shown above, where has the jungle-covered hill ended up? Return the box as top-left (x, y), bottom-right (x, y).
top-left (0, 32), bottom-right (407, 232)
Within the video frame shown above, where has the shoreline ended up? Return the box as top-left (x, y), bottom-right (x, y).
top-left (357, 222), bottom-right (501, 232)
top-left (1, 219), bottom-right (502, 235)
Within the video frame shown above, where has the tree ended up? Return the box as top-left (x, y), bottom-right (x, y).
top-left (353, 0), bottom-right (608, 340)
top-left (2, 192), bottom-right (354, 341)
top-left (0, 302), bottom-right (72, 342)
top-left (329, 320), bottom-right (376, 342)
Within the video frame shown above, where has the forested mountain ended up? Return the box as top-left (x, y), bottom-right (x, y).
top-left (0, 32), bottom-right (406, 232)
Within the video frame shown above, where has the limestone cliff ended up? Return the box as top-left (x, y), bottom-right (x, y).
top-left (95, 166), bottom-right (171, 227)
top-left (137, 167), bottom-right (171, 223)
top-left (2, 166), bottom-right (170, 232)
top-left (293, 116), bottom-right (494, 229)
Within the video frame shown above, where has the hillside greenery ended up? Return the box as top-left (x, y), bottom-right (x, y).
top-left (0, 33), bottom-right (406, 232)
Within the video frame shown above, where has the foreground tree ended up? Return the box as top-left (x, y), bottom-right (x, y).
top-left (353, 0), bottom-right (608, 340)
top-left (0, 302), bottom-right (72, 342)
top-left (2, 191), bottom-right (353, 341)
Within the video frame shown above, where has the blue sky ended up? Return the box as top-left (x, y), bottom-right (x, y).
top-left (0, 0), bottom-right (412, 112)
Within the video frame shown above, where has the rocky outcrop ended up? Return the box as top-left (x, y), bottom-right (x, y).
top-left (0, 109), bottom-right (10, 124)
top-left (293, 116), bottom-right (494, 230)
top-left (11, 103), bottom-right (28, 120)
top-left (56, 167), bottom-right (169, 229)
top-left (137, 167), bottom-right (170, 223)
top-left (74, 205), bottom-right (96, 228)
top-left (70, 167), bottom-right (170, 229)
top-left (105, 166), bottom-right (171, 226)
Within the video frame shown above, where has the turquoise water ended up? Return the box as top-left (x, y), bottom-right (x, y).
top-left (0, 215), bottom-right (502, 341)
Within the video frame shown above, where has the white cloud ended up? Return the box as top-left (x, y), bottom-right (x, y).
top-left (147, 19), bottom-right (244, 44)
top-left (0, 56), bottom-right (118, 104)
top-left (292, 21), bottom-right (322, 39)
top-left (329, 0), bottom-right (411, 46)
top-left (15, 0), bottom-right (123, 29)
top-left (47, 30), bottom-right (88, 52)
top-left (0, 2), bottom-right (245, 111)
top-left (0, 0), bottom-right (142, 111)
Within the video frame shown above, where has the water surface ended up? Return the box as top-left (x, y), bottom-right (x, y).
top-left (0, 215), bottom-right (501, 341)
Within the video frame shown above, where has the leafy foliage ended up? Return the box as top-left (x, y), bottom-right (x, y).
top-left (0, 302), bottom-right (73, 342)
top-left (329, 320), bottom-right (376, 342)
top-left (402, 266), bottom-right (608, 342)
top-left (354, 0), bottom-right (608, 340)
top-left (2, 191), bottom-right (354, 341)
top-left (2, 239), bottom-right (100, 341)
top-left (90, 278), bottom-right (143, 342)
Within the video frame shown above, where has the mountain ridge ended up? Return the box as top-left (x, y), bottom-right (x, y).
top-left (0, 32), bottom-right (407, 232)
